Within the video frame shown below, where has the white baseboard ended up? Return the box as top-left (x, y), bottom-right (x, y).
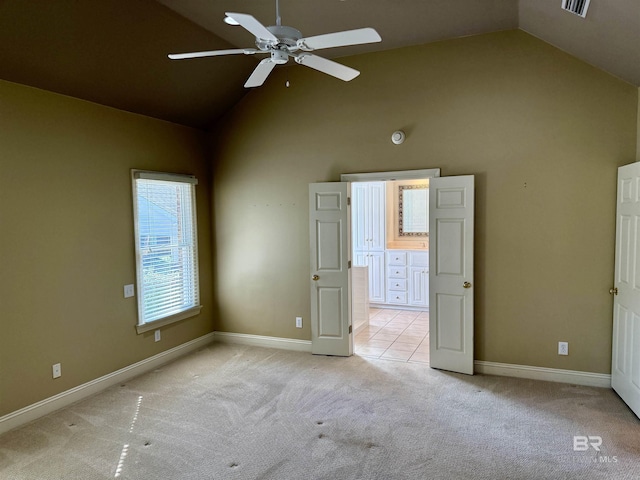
top-left (0, 332), bottom-right (215, 435)
top-left (475, 360), bottom-right (611, 388)
top-left (214, 331), bottom-right (312, 352)
top-left (212, 335), bottom-right (611, 388)
top-left (2, 335), bottom-right (609, 436)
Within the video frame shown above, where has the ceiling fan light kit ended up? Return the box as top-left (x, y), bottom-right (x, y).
top-left (168, 0), bottom-right (381, 88)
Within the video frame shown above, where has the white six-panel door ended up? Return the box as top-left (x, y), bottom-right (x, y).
top-left (309, 182), bottom-right (352, 356)
top-left (310, 175), bottom-right (474, 371)
top-left (612, 163), bottom-right (640, 418)
top-left (428, 175), bottom-right (475, 375)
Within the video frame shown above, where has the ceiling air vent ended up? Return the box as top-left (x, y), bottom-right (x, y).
top-left (561, 0), bottom-right (591, 18)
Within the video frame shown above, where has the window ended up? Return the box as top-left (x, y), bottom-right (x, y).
top-left (132, 170), bottom-right (200, 333)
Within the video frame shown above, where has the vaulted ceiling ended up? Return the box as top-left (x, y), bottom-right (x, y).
top-left (1, 0), bottom-right (638, 130)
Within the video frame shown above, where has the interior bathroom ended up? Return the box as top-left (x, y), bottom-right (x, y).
top-left (351, 178), bottom-right (431, 362)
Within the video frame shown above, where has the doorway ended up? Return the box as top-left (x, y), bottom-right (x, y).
top-left (350, 178), bottom-right (431, 363)
top-left (310, 170), bottom-right (475, 374)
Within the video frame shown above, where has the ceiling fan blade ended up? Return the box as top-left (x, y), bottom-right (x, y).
top-left (299, 27), bottom-right (381, 51)
top-left (295, 54), bottom-right (360, 81)
top-left (244, 58), bottom-right (277, 88)
top-left (168, 48), bottom-right (258, 60)
top-left (225, 12), bottom-right (278, 42)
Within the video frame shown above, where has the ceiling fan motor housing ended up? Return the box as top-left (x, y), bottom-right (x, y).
top-left (257, 25), bottom-right (303, 52)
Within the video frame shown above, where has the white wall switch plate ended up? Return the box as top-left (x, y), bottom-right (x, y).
top-left (296, 317), bottom-right (303, 328)
top-left (52, 363), bottom-right (62, 378)
top-left (558, 341), bottom-right (569, 355)
top-left (124, 284), bottom-right (135, 298)
top-left (154, 330), bottom-right (161, 342)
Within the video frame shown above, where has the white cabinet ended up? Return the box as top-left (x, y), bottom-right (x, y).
top-left (409, 251), bottom-right (429, 307)
top-left (351, 183), bottom-right (428, 308)
top-left (386, 250), bottom-right (428, 308)
top-left (355, 250), bottom-right (385, 303)
top-left (386, 252), bottom-right (408, 305)
top-left (367, 251), bottom-right (386, 303)
top-left (352, 182), bottom-right (385, 252)
top-left (353, 182), bottom-right (386, 304)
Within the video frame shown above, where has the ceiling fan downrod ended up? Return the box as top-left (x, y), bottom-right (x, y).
top-left (275, 0), bottom-right (282, 27)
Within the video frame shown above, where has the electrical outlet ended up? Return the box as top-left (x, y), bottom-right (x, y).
top-left (296, 317), bottom-right (303, 328)
top-left (124, 284), bottom-right (135, 298)
top-left (154, 330), bottom-right (161, 342)
top-left (558, 341), bottom-right (569, 355)
top-left (52, 363), bottom-right (62, 379)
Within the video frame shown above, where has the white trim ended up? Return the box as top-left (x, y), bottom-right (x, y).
top-left (341, 168), bottom-right (441, 182)
top-left (133, 169), bottom-right (198, 185)
top-left (474, 360), bottom-right (611, 388)
top-left (135, 305), bottom-right (202, 333)
top-left (0, 333), bottom-right (214, 435)
top-left (131, 170), bottom-right (201, 328)
top-left (214, 332), bottom-right (312, 352)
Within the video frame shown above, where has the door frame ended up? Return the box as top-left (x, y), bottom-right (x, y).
top-left (341, 168), bottom-right (441, 183)
top-left (340, 168), bottom-right (442, 355)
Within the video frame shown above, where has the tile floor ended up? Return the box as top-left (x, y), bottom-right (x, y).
top-left (354, 308), bottom-right (429, 364)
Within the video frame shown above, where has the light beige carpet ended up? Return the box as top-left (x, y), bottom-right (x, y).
top-left (1, 343), bottom-right (639, 479)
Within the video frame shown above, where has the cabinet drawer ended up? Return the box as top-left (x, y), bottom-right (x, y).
top-left (388, 267), bottom-right (407, 279)
top-left (387, 291), bottom-right (408, 304)
top-left (387, 251), bottom-right (407, 266)
top-left (388, 279), bottom-right (407, 291)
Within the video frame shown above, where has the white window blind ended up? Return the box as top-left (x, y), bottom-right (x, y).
top-left (132, 171), bottom-right (200, 328)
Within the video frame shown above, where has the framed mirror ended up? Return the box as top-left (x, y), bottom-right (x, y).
top-left (398, 184), bottom-right (428, 237)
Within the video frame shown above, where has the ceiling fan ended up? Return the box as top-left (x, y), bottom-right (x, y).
top-left (168, 0), bottom-right (382, 88)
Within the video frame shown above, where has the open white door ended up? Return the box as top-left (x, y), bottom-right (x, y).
top-left (611, 163), bottom-right (640, 418)
top-left (428, 175), bottom-right (475, 375)
top-left (309, 182), bottom-right (352, 356)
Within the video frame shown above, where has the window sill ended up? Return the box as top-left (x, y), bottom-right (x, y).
top-left (135, 306), bottom-right (202, 334)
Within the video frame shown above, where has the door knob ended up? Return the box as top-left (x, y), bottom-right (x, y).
top-left (463, 281), bottom-right (472, 289)
top-left (610, 287), bottom-right (618, 295)
top-left (312, 275), bottom-right (320, 281)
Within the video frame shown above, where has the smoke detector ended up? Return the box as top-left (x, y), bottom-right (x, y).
top-left (561, 0), bottom-right (591, 18)
top-left (391, 131), bottom-right (405, 145)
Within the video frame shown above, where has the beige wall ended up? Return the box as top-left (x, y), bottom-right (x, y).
top-left (0, 80), bottom-right (214, 416)
top-left (637, 88), bottom-right (640, 161)
top-left (211, 30), bottom-right (638, 374)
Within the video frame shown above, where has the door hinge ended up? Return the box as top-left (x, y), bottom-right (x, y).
top-left (349, 325), bottom-right (352, 334)
top-left (347, 197), bottom-right (351, 206)
top-left (348, 260), bottom-right (351, 269)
